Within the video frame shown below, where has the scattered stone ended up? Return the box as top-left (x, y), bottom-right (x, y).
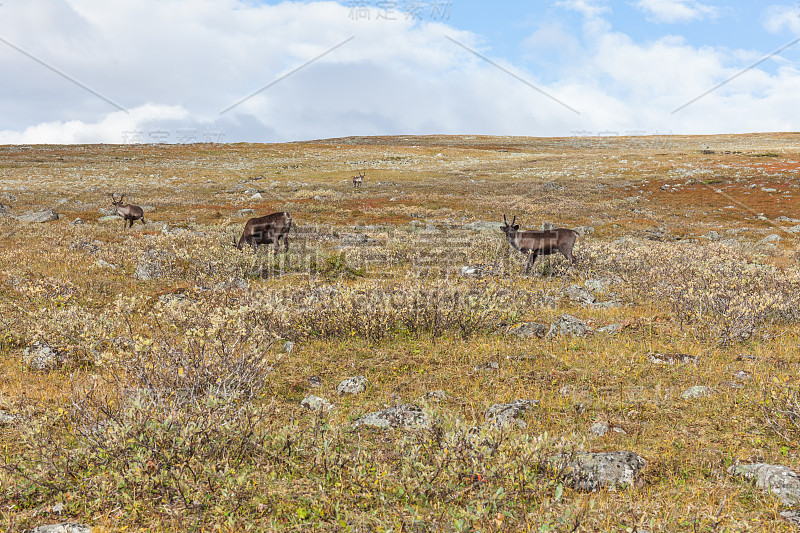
top-left (681, 385), bottom-right (712, 399)
top-left (564, 284), bottom-right (595, 304)
top-left (251, 193), bottom-right (263, 199)
top-left (473, 361), bottom-right (499, 372)
top-left (0, 203), bottom-right (10, 215)
top-left (728, 463), bottom-right (800, 505)
top-left (573, 226), bottom-right (595, 236)
top-left (485, 399), bottom-right (538, 429)
top-left (550, 451), bottom-right (646, 491)
top-left (589, 422), bottom-right (627, 438)
top-left (308, 375), bottom-right (322, 388)
top-left (134, 250), bottom-right (171, 281)
top-left (353, 403), bottom-right (430, 430)
top-left (599, 323), bottom-right (622, 335)
top-left (94, 259), bottom-right (117, 270)
top-left (0, 410), bottom-right (18, 426)
top-left (509, 322), bottom-right (548, 339)
top-left (97, 215), bottom-right (123, 223)
top-left (69, 241), bottom-right (100, 254)
top-left (233, 208), bottom-right (255, 218)
top-left (17, 209), bottom-right (59, 223)
top-left (72, 217), bottom-right (84, 225)
top-left (546, 315), bottom-right (592, 338)
top-left (301, 394), bottom-right (334, 412)
top-left (787, 225), bottom-right (800, 234)
top-left (283, 341), bottom-right (295, 354)
top-left (780, 510), bottom-right (800, 526)
top-left (461, 265), bottom-right (489, 277)
top-left (540, 221), bottom-right (557, 230)
top-left (703, 230), bottom-right (721, 241)
top-left (23, 342), bottom-right (67, 371)
top-left (157, 293), bottom-right (187, 304)
top-left (757, 234), bottom-right (781, 246)
top-left (462, 221), bottom-right (503, 232)
top-left (648, 352), bottom-right (698, 365)
top-left (337, 375), bottom-right (367, 395)
top-left (584, 277), bottom-right (617, 293)
top-left (424, 390), bottom-right (446, 402)
top-left (733, 370), bottom-right (752, 381)
top-left (98, 207), bottom-right (116, 215)
top-left (24, 524), bottom-right (92, 533)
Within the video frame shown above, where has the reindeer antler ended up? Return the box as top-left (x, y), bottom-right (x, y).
top-left (511, 215), bottom-right (516, 226)
top-left (503, 214), bottom-right (508, 225)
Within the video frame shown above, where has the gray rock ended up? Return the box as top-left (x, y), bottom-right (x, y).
top-left (509, 322), bottom-right (548, 339)
top-left (590, 300), bottom-right (620, 309)
top-left (24, 524), bottom-right (92, 533)
top-left (729, 463), bottom-right (800, 505)
top-left (98, 207), bottom-right (116, 215)
top-left (337, 375), bottom-right (367, 395)
top-left (589, 422), bottom-right (627, 438)
top-left (72, 217), bottom-right (84, 225)
top-left (353, 403), bottom-right (430, 430)
top-left (283, 341), bottom-right (295, 354)
top-left (573, 226), bottom-right (595, 236)
top-left (0, 410), bottom-right (17, 426)
top-left (599, 323), bottom-right (622, 335)
top-left (17, 209), bottom-right (59, 223)
top-left (564, 284), bottom-right (595, 304)
top-left (681, 385), bottom-right (712, 399)
top-left (97, 215), bottom-right (123, 223)
top-left (233, 209), bottom-right (255, 218)
top-left (460, 265), bottom-right (489, 277)
top-left (540, 221), bottom-right (557, 230)
top-left (308, 375), bottom-right (322, 388)
top-left (703, 230), bottom-right (721, 241)
top-left (780, 510), bottom-right (800, 526)
top-left (301, 394), bottom-right (334, 412)
top-left (550, 451), bottom-right (646, 491)
top-left (94, 259), bottom-right (117, 270)
top-left (584, 277), bottom-right (616, 293)
top-left (546, 315), bottom-right (591, 338)
top-left (69, 241), bottom-right (100, 254)
top-left (473, 361), bottom-right (499, 372)
top-left (757, 234), bottom-right (781, 246)
top-left (424, 390), bottom-right (446, 402)
top-left (485, 399), bottom-right (538, 429)
top-left (134, 250), bottom-right (171, 281)
top-left (648, 352), bottom-right (698, 365)
top-left (23, 342), bottom-right (67, 371)
top-left (787, 225), bottom-right (800, 234)
top-left (0, 203), bottom-right (10, 214)
top-left (462, 220), bottom-right (503, 232)
top-left (157, 293), bottom-right (187, 304)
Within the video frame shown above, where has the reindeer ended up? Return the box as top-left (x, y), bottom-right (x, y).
top-left (352, 172), bottom-right (364, 188)
top-left (110, 193), bottom-right (145, 229)
top-left (236, 211), bottom-right (292, 252)
top-left (500, 215), bottom-right (578, 275)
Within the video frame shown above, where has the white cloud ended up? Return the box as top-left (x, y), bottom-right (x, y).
top-left (0, 0), bottom-right (799, 143)
top-left (764, 4), bottom-right (800, 35)
top-left (634, 0), bottom-right (719, 24)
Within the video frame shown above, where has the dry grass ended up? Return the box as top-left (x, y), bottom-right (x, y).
top-left (1, 134), bottom-right (800, 531)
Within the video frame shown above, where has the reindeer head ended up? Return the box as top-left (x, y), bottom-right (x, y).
top-left (501, 214), bottom-right (519, 237)
top-left (110, 193), bottom-right (126, 207)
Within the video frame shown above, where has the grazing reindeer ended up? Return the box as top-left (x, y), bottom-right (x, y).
top-left (352, 172), bottom-right (364, 188)
top-left (110, 193), bottom-right (145, 229)
top-left (500, 214), bottom-right (578, 274)
top-left (236, 211), bottom-right (292, 252)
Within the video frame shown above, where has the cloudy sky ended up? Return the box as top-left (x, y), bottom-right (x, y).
top-left (1, 0), bottom-right (799, 144)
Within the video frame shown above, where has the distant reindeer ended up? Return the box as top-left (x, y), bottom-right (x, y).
top-left (352, 172), bottom-right (364, 188)
top-left (500, 214), bottom-right (578, 274)
top-left (236, 211), bottom-right (292, 252)
top-left (110, 193), bottom-right (145, 229)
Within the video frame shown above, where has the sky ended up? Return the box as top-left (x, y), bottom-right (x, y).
top-left (1, 0), bottom-right (800, 144)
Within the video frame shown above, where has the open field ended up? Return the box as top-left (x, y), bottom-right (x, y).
top-left (1, 133), bottom-right (800, 532)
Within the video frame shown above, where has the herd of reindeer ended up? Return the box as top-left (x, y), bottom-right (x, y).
top-left (109, 173), bottom-right (579, 274)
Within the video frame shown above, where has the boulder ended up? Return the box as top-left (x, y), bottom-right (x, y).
top-left (353, 403), bottom-right (430, 430)
top-left (728, 463), bottom-right (800, 506)
top-left (300, 394), bottom-right (334, 413)
top-left (681, 386), bottom-right (712, 399)
top-left (550, 451), bottom-right (646, 491)
top-left (564, 284), bottom-right (595, 304)
top-left (0, 410), bottom-right (17, 426)
top-left (462, 221), bottom-right (503, 232)
top-left (337, 375), bottom-right (367, 395)
top-left (23, 523), bottom-right (92, 533)
top-left (546, 315), bottom-right (591, 338)
top-left (485, 399), bottom-right (538, 429)
top-left (757, 234), bottom-right (781, 246)
top-left (23, 342), bottom-right (67, 371)
top-left (17, 209), bottom-right (59, 223)
top-left (509, 322), bottom-right (549, 339)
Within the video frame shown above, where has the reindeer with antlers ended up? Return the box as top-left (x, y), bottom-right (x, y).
top-left (352, 172), bottom-right (364, 188)
top-left (110, 194), bottom-right (145, 229)
top-left (500, 214), bottom-right (578, 275)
